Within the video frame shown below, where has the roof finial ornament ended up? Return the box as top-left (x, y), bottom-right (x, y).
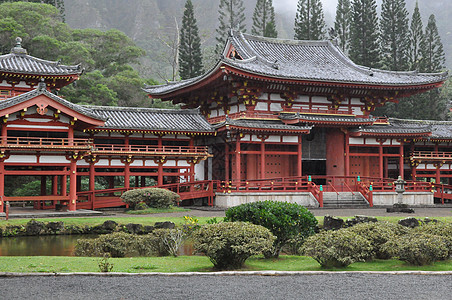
top-left (38, 78), bottom-right (47, 91)
top-left (11, 37), bottom-right (27, 55)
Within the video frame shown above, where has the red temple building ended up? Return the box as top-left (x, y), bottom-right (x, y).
top-left (0, 33), bottom-right (451, 211)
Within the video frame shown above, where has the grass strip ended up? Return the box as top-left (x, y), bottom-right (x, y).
top-left (0, 256), bottom-right (450, 273)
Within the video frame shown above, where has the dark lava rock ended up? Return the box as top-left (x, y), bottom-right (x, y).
top-left (46, 221), bottom-right (64, 233)
top-left (398, 217), bottom-right (420, 228)
top-left (143, 225), bottom-right (154, 234)
top-left (124, 223), bottom-right (144, 234)
top-left (92, 220), bottom-right (118, 233)
top-left (154, 221), bottom-right (175, 229)
top-left (346, 215), bottom-right (378, 227)
top-left (323, 216), bottom-right (344, 230)
top-left (25, 220), bottom-right (46, 235)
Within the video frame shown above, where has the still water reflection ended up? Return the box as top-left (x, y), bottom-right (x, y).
top-left (0, 235), bottom-right (195, 256)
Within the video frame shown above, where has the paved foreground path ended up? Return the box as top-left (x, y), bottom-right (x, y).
top-left (0, 273), bottom-right (450, 300)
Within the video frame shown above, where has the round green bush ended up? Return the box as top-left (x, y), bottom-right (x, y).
top-left (225, 200), bottom-right (317, 257)
top-left (193, 222), bottom-right (275, 270)
top-left (301, 229), bottom-right (373, 268)
top-left (345, 222), bottom-right (409, 259)
top-left (414, 222), bottom-right (452, 256)
top-left (382, 232), bottom-right (450, 265)
top-left (121, 188), bottom-right (180, 209)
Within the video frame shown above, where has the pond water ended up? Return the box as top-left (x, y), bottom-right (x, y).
top-left (0, 235), bottom-right (195, 256)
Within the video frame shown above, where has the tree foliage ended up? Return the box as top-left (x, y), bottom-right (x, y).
top-left (333, 0), bottom-right (352, 54)
top-left (380, 0), bottom-right (409, 71)
top-left (0, 0), bottom-right (65, 21)
top-left (216, 0), bottom-right (246, 53)
top-left (421, 14), bottom-right (445, 73)
top-left (349, 0), bottom-right (380, 68)
top-left (179, 0), bottom-right (203, 80)
top-left (408, 2), bottom-right (424, 71)
top-left (294, 0), bottom-right (326, 40)
top-left (0, 2), bottom-right (161, 108)
top-left (252, 0), bottom-right (277, 38)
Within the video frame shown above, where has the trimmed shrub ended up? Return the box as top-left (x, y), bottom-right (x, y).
top-left (193, 222), bottom-right (275, 270)
top-left (382, 232), bottom-right (450, 265)
top-left (225, 201), bottom-right (317, 257)
top-left (121, 188), bottom-right (180, 209)
top-left (345, 222), bottom-right (409, 259)
top-left (301, 229), bottom-right (373, 268)
top-left (75, 232), bottom-right (137, 258)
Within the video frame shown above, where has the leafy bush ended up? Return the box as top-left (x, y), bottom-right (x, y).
top-left (75, 232), bottom-right (137, 258)
top-left (301, 229), bottom-right (373, 268)
top-left (345, 222), bottom-right (409, 259)
top-left (225, 201), bottom-right (317, 257)
top-left (121, 188), bottom-right (180, 209)
top-left (382, 233), bottom-right (450, 265)
top-left (193, 222), bottom-right (275, 270)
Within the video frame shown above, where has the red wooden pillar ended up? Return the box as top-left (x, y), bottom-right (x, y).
top-left (0, 160), bottom-right (4, 212)
top-left (344, 131), bottom-right (350, 177)
top-left (124, 163), bottom-right (130, 188)
top-left (399, 141), bottom-right (404, 179)
top-left (260, 139), bottom-right (265, 179)
top-left (89, 162), bottom-right (95, 209)
top-left (62, 168), bottom-right (67, 197)
top-left (52, 175), bottom-right (59, 195)
top-left (235, 136), bottom-right (241, 182)
top-left (158, 162), bottom-right (163, 186)
top-left (297, 135), bottom-right (302, 177)
top-left (40, 176), bottom-right (47, 196)
top-left (435, 144), bottom-right (440, 184)
top-left (1, 123), bottom-right (7, 144)
top-left (225, 143), bottom-right (229, 182)
top-left (69, 160), bottom-right (77, 211)
top-left (410, 143), bottom-right (416, 180)
top-left (384, 157), bottom-right (388, 178)
top-left (68, 126), bottom-right (74, 146)
top-left (379, 143), bottom-right (384, 180)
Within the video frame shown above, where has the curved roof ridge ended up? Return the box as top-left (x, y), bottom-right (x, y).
top-left (389, 117), bottom-right (452, 125)
top-left (86, 105), bottom-right (200, 114)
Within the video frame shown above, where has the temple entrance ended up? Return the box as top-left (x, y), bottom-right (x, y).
top-left (302, 160), bottom-right (326, 176)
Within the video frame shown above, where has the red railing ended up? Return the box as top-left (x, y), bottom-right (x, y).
top-left (432, 183), bottom-right (452, 204)
top-left (92, 144), bottom-right (209, 155)
top-left (207, 111), bottom-right (279, 124)
top-left (411, 151), bottom-right (452, 160)
top-left (0, 136), bottom-right (92, 147)
top-left (281, 107), bottom-right (354, 116)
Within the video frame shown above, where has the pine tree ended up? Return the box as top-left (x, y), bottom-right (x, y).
top-left (408, 1), bottom-right (424, 71)
top-left (421, 14), bottom-right (445, 73)
top-left (294, 0), bottom-right (326, 40)
top-left (179, 0), bottom-right (203, 80)
top-left (349, 0), bottom-right (380, 68)
top-left (333, 0), bottom-right (351, 54)
top-left (252, 0), bottom-right (277, 38)
top-left (380, 0), bottom-right (409, 71)
top-left (216, 0), bottom-right (246, 52)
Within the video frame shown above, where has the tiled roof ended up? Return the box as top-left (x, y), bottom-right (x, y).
top-left (144, 31), bottom-right (448, 96)
top-left (225, 32), bottom-right (448, 86)
top-left (0, 85), bottom-right (105, 121)
top-left (280, 113), bottom-right (376, 125)
top-left (388, 118), bottom-right (452, 139)
top-left (214, 118), bottom-right (312, 132)
top-left (0, 44), bottom-right (82, 76)
top-left (89, 106), bottom-right (214, 132)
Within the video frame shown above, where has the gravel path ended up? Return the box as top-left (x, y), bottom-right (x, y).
top-left (0, 273), bottom-right (450, 300)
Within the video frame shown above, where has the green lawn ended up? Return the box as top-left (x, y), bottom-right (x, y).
top-left (0, 256), bottom-right (450, 273)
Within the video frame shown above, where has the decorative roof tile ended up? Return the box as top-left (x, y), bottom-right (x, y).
top-left (280, 113), bottom-right (376, 125)
top-left (88, 106), bottom-right (214, 132)
top-left (214, 118), bottom-right (312, 132)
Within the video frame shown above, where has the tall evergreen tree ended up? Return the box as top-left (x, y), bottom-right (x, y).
top-left (294, 0), bottom-right (326, 40)
top-left (349, 0), bottom-right (380, 68)
top-left (421, 14), bottom-right (445, 73)
top-left (178, 0), bottom-right (203, 80)
top-left (216, 0), bottom-right (246, 52)
top-left (408, 1), bottom-right (424, 71)
top-left (333, 0), bottom-right (351, 54)
top-left (252, 0), bottom-right (277, 38)
top-left (380, 0), bottom-right (409, 71)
